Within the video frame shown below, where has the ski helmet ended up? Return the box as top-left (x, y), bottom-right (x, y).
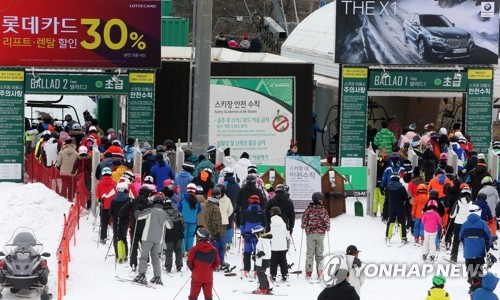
top-left (222, 167), bottom-right (234, 176)
top-left (312, 192), bottom-right (324, 203)
top-left (211, 187), bottom-right (222, 199)
top-left (432, 275), bottom-right (446, 287)
top-left (427, 200), bottom-right (438, 210)
top-left (123, 170), bottom-right (135, 182)
top-left (494, 141), bottom-right (500, 149)
top-left (163, 179), bottom-right (174, 190)
top-left (429, 189), bottom-right (439, 199)
top-left (144, 175), bottom-right (154, 184)
top-left (111, 139), bottom-right (121, 146)
top-left (206, 145), bottom-right (216, 153)
top-left (481, 176), bottom-right (494, 185)
top-left (251, 225), bottom-right (265, 235)
top-left (246, 174), bottom-right (257, 184)
top-left (186, 183), bottom-right (197, 194)
top-left (116, 182), bottom-right (128, 192)
top-left (139, 186), bottom-right (151, 198)
top-left (469, 204), bottom-right (482, 216)
top-left (203, 168), bottom-right (213, 176)
top-left (248, 195), bottom-right (260, 204)
top-left (72, 123), bottom-right (82, 131)
top-left (270, 206), bottom-right (281, 216)
top-left (247, 164), bottom-right (258, 174)
top-left (215, 162), bottom-right (224, 171)
top-left (215, 184), bottom-right (226, 196)
top-left (196, 228), bottom-right (210, 241)
top-left (152, 195), bottom-right (166, 205)
top-left (101, 167), bottom-right (112, 176)
top-left (182, 161), bottom-right (194, 172)
top-left (196, 186), bottom-right (204, 194)
top-left (275, 184), bottom-right (286, 194)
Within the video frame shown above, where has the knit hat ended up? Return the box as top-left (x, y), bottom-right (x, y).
top-left (206, 145), bottom-right (216, 153)
top-left (240, 152), bottom-right (250, 159)
top-left (270, 206), bottom-right (281, 216)
top-left (182, 161), bottom-right (195, 171)
top-left (186, 183), bottom-right (197, 194)
top-left (88, 126), bottom-right (97, 132)
top-left (247, 164), bottom-right (257, 174)
top-left (469, 204), bottom-right (481, 216)
top-left (432, 275), bottom-right (446, 287)
top-left (478, 153), bottom-right (486, 160)
top-left (78, 146), bottom-right (88, 155)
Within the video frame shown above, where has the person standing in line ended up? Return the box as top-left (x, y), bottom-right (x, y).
top-left (163, 197), bottom-right (184, 273)
top-left (301, 192), bottom-right (330, 279)
top-left (269, 206), bottom-right (290, 283)
top-left (345, 245), bottom-right (365, 297)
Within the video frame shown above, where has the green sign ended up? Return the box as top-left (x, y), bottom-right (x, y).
top-left (339, 67), bottom-right (368, 167)
top-left (369, 71), bottom-right (467, 91)
top-left (25, 73), bottom-right (129, 94)
top-left (0, 70), bottom-right (25, 182)
top-left (465, 68), bottom-right (493, 152)
top-left (127, 72), bottom-right (155, 144)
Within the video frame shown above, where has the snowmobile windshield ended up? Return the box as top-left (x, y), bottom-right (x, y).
top-left (3, 227), bottom-right (43, 256)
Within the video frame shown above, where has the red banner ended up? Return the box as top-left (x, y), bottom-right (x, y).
top-left (0, 0), bottom-right (161, 68)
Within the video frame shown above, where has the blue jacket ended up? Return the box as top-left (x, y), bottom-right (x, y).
top-left (460, 213), bottom-right (492, 259)
top-left (141, 153), bottom-right (156, 178)
top-left (178, 194), bottom-right (201, 225)
top-left (380, 161), bottom-right (405, 189)
top-left (475, 198), bottom-right (493, 221)
top-left (240, 203), bottom-right (266, 235)
top-left (150, 160), bottom-right (175, 191)
top-left (175, 170), bottom-right (194, 200)
top-left (472, 272), bottom-right (499, 300)
top-left (224, 175), bottom-right (240, 207)
top-left (123, 145), bottom-right (134, 162)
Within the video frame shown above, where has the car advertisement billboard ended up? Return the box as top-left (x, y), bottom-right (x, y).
top-left (335, 0), bottom-right (499, 65)
top-left (0, 0), bottom-right (161, 68)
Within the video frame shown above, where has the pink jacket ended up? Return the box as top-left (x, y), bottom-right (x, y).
top-left (421, 210), bottom-right (442, 233)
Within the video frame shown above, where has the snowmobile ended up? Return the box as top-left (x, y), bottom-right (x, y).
top-left (0, 228), bottom-right (51, 299)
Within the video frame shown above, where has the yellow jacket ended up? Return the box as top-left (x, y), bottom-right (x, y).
top-left (426, 287), bottom-right (450, 300)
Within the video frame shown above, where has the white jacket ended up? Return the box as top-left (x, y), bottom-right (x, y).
top-left (218, 195), bottom-right (234, 225)
top-left (450, 195), bottom-right (471, 225)
top-left (478, 185), bottom-right (500, 215)
top-left (43, 138), bottom-right (60, 167)
top-left (255, 235), bottom-right (272, 267)
top-left (235, 158), bottom-right (252, 187)
top-left (346, 254), bottom-right (365, 297)
top-left (270, 215), bottom-right (290, 251)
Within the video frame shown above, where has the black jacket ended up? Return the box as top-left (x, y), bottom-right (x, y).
top-left (317, 281), bottom-right (359, 300)
top-left (467, 164), bottom-right (490, 200)
top-left (164, 206), bottom-right (184, 242)
top-left (110, 192), bottom-right (131, 227)
top-left (387, 180), bottom-right (408, 213)
top-left (117, 194), bottom-right (151, 234)
top-left (224, 175), bottom-right (240, 207)
top-left (236, 183), bottom-right (266, 212)
top-left (265, 193), bottom-right (295, 231)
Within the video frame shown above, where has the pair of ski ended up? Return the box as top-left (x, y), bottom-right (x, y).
top-left (222, 266), bottom-right (237, 276)
top-left (386, 239), bottom-right (409, 248)
top-left (270, 276), bottom-right (290, 287)
top-left (233, 289), bottom-right (287, 296)
top-left (115, 275), bottom-right (157, 289)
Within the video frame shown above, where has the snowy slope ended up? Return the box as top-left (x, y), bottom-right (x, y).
top-left (2, 182), bottom-right (500, 299)
top-left (0, 182), bottom-right (72, 299)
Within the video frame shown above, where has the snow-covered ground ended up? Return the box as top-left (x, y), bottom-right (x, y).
top-left (1, 183), bottom-right (500, 299)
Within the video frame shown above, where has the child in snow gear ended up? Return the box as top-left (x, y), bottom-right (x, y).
top-left (421, 200), bottom-right (443, 262)
top-left (269, 206), bottom-right (291, 282)
top-left (110, 182), bottom-right (131, 263)
top-left (460, 204), bottom-right (492, 288)
top-left (411, 184), bottom-right (429, 245)
top-left (471, 272), bottom-right (499, 300)
top-left (240, 194), bottom-right (267, 276)
top-left (205, 187), bottom-right (227, 270)
top-left (265, 184), bottom-right (295, 233)
top-left (187, 228), bottom-right (220, 300)
top-left (252, 225), bottom-right (273, 295)
top-left (425, 275), bottom-right (450, 300)
top-left (345, 245), bottom-right (364, 297)
top-left (134, 195), bottom-right (172, 285)
top-left (301, 192), bottom-right (330, 278)
top-left (163, 198), bottom-right (185, 273)
top-left (385, 172), bottom-right (409, 245)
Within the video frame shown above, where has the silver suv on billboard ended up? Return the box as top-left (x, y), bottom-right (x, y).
top-left (403, 13), bottom-right (475, 61)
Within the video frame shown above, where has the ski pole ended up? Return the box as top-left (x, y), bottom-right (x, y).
top-left (291, 234), bottom-right (297, 252)
top-left (96, 205), bottom-right (102, 249)
top-left (105, 236), bottom-right (113, 261)
top-left (327, 229), bottom-right (331, 255)
top-left (129, 218), bottom-right (139, 268)
top-left (296, 229), bottom-right (304, 277)
top-left (172, 276), bottom-right (191, 299)
top-left (213, 287), bottom-right (221, 300)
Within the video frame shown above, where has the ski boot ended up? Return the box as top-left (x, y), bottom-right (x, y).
top-left (429, 256), bottom-right (435, 263)
top-left (176, 266), bottom-right (183, 272)
top-left (252, 287), bottom-right (272, 295)
top-left (450, 256), bottom-right (457, 263)
top-left (165, 264), bottom-right (172, 273)
top-left (99, 239), bottom-right (107, 245)
top-left (269, 275), bottom-right (276, 283)
top-left (422, 254), bottom-right (427, 261)
top-left (282, 275), bottom-right (289, 283)
top-left (134, 273), bottom-right (146, 284)
top-left (305, 271), bottom-right (312, 280)
top-left (150, 277), bottom-right (163, 285)
top-left (400, 239), bottom-right (408, 246)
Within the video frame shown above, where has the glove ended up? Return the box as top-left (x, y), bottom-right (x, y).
top-left (252, 254), bottom-right (256, 261)
top-left (224, 147), bottom-right (231, 156)
top-left (380, 188), bottom-right (385, 196)
top-left (353, 257), bottom-right (362, 268)
top-left (289, 228), bottom-right (293, 234)
top-left (256, 251), bottom-right (265, 258)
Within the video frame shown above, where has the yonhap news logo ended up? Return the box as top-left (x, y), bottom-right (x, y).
top-left (321, 253), bottom-right (349, 287)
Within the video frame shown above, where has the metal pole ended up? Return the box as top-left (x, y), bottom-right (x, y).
top-left (187, 0), bottom-right (198, 146)
top-left (192, 0), bottom-right (213, 155)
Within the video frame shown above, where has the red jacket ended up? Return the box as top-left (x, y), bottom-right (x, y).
top-left (95, 175), bottom-right (117, 209)
top-left (187, 241), bottom-right (219, 283)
